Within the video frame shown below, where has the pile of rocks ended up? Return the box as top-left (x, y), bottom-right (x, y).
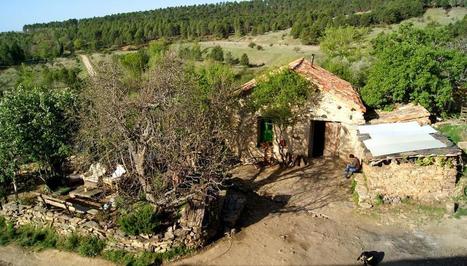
top-left (0, 200), bottom-right (204, 253)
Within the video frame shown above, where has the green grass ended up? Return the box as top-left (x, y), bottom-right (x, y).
top-left (369, 7), bottom-right (467, 38)
top-left (454, 208), bottom-right (467, 219)
top-left (437, 124), bottom-right (467, 144)
top-left (77, 236), bottom-right (105, 257)
top-left (103, 246), bottom-right (192, 266)
top-left (374, 194), bottom-right (384, 206)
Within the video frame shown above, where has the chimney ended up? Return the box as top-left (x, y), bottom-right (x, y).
top-left (311, 54), bottom-right (315, 66)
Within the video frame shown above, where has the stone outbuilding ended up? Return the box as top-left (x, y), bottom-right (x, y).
top-left (356, 122), bottom-right (463, 204)
top-left (232, 57), bottom-right (367, 163)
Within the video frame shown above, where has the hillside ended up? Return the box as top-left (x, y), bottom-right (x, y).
top-left (1, 0), bottom-right (465, 67)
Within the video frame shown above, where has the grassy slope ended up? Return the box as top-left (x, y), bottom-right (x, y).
top-left (1, 7), bottom-right (465, 86)
top-left (0, 56), bottom-right (86, 91)
top-left (369, 7), bottom-right (467, 38)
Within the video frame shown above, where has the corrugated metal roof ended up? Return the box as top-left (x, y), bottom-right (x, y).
top-left (358, 122), bottom-right (448, 157)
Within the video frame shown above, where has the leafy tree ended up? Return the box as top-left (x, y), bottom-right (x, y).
top-left (320, 26), bottom-right (369, 62)
top-left (119, 50), bottom-right (149, 79)
top-left (361, 24), bottom-right (467, 115)
top-left (209, 45), bottom-right (224, 62)
top-left (240, 53), bottom-right (250, 66)
top-left (0, 86), bottom-right (78, 191)
top-left (224, 51), bottom-right (239, 65)
top-left (249, 70), bottom-right (312, 123)
top-left (2, 0), bottom-right (449, 66)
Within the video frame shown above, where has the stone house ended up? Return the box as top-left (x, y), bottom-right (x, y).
top-left (232, 57), bottom-right (463, 203)
top-left (232, 57), bottom-right (367, 163)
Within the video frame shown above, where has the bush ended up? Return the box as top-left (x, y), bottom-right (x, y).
top-left (103, 247), bottom-right (191, 266)
top-left (0, 216), bottom-right (15, 245)
top-left (240, 53), bottom-right (249, 66)
top-left (77, 236), bottom-right (105, 257)
top-left (248, 42), bottom-right (256, 48)
top-left (118, 203), bottom-right (160, 236)
top-left (58, 232), bottom-right (81, 251)
top-left (208, 45), bottom-right (224, 62)
top-left (16, 225), bottom-right (58, 249)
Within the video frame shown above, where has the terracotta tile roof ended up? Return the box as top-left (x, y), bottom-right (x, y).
top-left (241, 57), bottom-right (367, 113)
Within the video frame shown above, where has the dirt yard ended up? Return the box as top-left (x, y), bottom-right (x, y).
top-left (174, 159), bottom-right (467, 266)
top-left (1, 158), bottom-right (467, 266)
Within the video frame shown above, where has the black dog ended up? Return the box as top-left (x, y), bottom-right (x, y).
top-left (357, 251), bottom-right (385, 266)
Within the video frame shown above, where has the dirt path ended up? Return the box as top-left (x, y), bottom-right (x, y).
top-left (80, 54), bottom-right (96, 77)
top-left (0, 245), bottom-right (113, 266)
top-left (174, 159), bottom-right (467, 266)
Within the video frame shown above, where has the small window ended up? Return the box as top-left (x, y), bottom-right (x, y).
top-left (258, 118), bottom-right (273, 145)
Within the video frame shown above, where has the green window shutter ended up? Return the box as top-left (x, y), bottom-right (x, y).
top-left (259, 119), bottom-right (273, 144)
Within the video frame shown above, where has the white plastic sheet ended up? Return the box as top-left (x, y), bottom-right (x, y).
top-left (358, 122), bottom-right (446, 157)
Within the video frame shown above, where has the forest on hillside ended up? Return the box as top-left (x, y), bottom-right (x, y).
top-left (0, 0), bottom-right (466, 66)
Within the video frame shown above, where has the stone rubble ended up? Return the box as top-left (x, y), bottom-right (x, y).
top-left (0, 200), bottom-right (205, 253)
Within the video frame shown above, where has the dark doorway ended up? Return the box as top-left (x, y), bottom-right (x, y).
top-left (309, 120), bottom-right (326, 157)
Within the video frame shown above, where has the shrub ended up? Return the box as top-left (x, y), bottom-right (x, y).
top-left (374, 194), bottom-right (384, 206)
top-left (0, 216), bottom-right (15, 245)
top-left (240, 53), bottom-right (249, 66)
top-left (208, 45), bottom-right (224, 62)
top-left (256, 45), bottom-right (263, 50)
top-left (118, 203), bottom-right (160, 236)
top-left (16, 225), bottom-right (58, 249)
top-left (77, 236), bottom-right (105, 257)
top-left (248, 42), bottom-right (256, 48)
top-left (58, 232), bottom-right (81, 251)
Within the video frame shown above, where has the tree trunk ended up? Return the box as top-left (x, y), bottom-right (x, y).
top-left (132, 145), bottom-right (155, 202)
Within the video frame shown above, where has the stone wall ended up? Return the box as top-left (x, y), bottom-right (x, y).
top-left (0, 200), bottom-right (205, 253)
top-left (362, 160), bottom-right (458, 203)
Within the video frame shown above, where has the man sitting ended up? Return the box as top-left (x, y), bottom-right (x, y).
top-left (344, 154), bottom-right (360, 178)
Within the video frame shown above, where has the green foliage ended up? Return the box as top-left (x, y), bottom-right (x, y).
top-left (437, 124), bottom-right (467, 144)
top-left (178, 43), bottom-right (202, 61)
top-left (0, 86), bottom-right (78, 184)
top-left (415, 157), bottom-right (435, 166)
top-left (240, 53), bottom-right (250, 66)
top-left (58, 232), bottom-right (81, 251)
top-left (119, 50), bottom-right (149, 79)
top-left (0, 216), bottom-right (15, 245)
top-left (374, 194), bottom-right (384, 206)
top-left (103, 246), bottom-right (192, 266)
top-left (16, 65), bottom-right (82, 91)
top-left (147, 39), bottom-right (170, 66)
top-left (248, 42), bottom-right (256, 48)
top-left (454, 208), bottom-right (467, 219)
top-left (208, 45), bottom-right (224, 62)
top-left (118, 203), bottom-right (160, 236)
top-left (351, 179), bottom-right (359, 204)
top-left (249, 70), bottom-right (311, 123)
top-left (322, 58), bottom-right (369, 88)
top-left (361, 24), bottom-right (467, 115)
top-left (16, 225), bottom-right (59, 249)
top-left (320, 26), bottom-right (370, 61)
top-left (77, 236), bottom-right (105, 257)
top-left (1, 1), bottom-right (463, 66)
top-left (224, 51), bottom-right (239, 65)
